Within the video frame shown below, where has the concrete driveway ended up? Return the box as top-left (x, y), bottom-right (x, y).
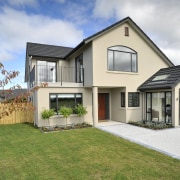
top-left (97, 122), bottom-right (180, 160)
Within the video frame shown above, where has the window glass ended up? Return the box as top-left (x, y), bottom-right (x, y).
top-left (132, 54), bottom-right (137, 72)
top-left (165, 92), bottom-right (172, 123)
top-left (107, 46), bottom-right (137, 72)
top-left (58, 94), bottom-right (75, 108)
top-left (128, 92), bottom-right (140, 107)
top-left (76, 94), bottom-right (83, 105)
top-left (37, 60), bottom-right (56, 82)
top-left (114, 51), bottom-right (131, 71)
top-left (108, 46), bottom-right (135, 53)
top-left (121, 92), bottom-right (125, 107)
top-left (75, 54), bottom-right (83, 83)
top-left (152, 92), bottom-right (165, 121)
top-left (108, 50), bottom-right (114, 70)
top-left (50, 94), bottom-right (57, 112)
top-left (50, 93), bottom-right (82, 114)
top-left (146, 92), bottom-right (171, 123)
top-left (152, 74), bottom-right (169, 81)
top-left (146, 93), bottom-right (151, 121)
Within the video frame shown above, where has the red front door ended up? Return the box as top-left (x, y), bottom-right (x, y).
top-left (98, 93), bottom-right (106, 120)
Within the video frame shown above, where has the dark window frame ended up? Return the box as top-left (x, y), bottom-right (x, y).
top-left (121, 92), bottom-right (125, 107)
top-left (75, 54), bottom-right (83, 83)
top-left (49, 93), bottom-right (83, 114)
top-left (107, 45), bottom-right (137, 73)
top-left (146, 91), bottom-right (172, 123)
top-left (128, 92), bottom-right (140, 107)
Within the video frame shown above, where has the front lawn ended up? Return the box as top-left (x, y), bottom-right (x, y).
top-left (0, 123), bottom-right (180, 179)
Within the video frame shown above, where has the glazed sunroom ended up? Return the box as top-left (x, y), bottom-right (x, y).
top-left (138, 65), bottom-right (180, 126)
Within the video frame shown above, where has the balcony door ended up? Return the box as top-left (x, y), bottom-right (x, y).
top-left (37, 61), bottom-right (56, 82)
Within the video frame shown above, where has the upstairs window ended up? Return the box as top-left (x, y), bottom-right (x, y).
top-left (75, 54), bottom-right (83, 83)
top-left (107, 46), bottom-right (137, 72)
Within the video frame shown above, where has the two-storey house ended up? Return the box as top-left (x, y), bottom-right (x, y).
top-left (25, 17), bottom-right (180, 127)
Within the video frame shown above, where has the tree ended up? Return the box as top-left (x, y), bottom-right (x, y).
top-left (59, 106), bottom-right (72, 128)
top-left (0, 62), bottom-right (50, 125)
top-left (41, 109), bottom-right (54, 127)
top-left (0, 62), bottom-right (34, 119)
top-left (0, 62), bottom-right (20, 90)
top-left (74, 104), bottom-right (87, 123)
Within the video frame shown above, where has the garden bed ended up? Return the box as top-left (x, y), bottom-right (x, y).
top-left (40, 122), bottom-right (92, 133)
top-left (128, 120), bottom-right (173, 130)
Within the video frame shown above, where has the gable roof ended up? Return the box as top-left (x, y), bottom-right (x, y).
top-left (25, 17), bottom-right (174, 82)
top-left (26, 42), bottom-right (73, 59)
top-left (66, 17), bottom-right (174, 67)
top-left (138, 65), bottom-right (180, 91)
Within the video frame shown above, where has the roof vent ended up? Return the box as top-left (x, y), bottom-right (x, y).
top-left (125, 27), bottom-right (129, 36)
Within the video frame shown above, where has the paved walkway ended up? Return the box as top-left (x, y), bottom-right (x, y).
top-left (97, 122), bottom-right (180, 160)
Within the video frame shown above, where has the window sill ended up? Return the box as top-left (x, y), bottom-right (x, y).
top-left (127, 107), bottom-right (141, 110)
top-left (120, 107), bottom-right (141, 110)
top-left (51, 114), bottom-right (78, 118)
top-left (107, 70), bottom-right (139, 75)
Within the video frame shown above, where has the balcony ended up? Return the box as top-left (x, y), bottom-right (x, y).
top-left (30, 65), bottom-right (84, 88)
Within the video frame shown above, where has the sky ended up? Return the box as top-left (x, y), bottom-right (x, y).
top-left (1, 0), bottom-right (180, 88)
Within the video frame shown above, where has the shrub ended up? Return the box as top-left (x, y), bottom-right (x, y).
top-left (59, 106), bottom-right (72, 118)
top-left (128, 121), bottom-right (173, 130)
top-left (41, 109), bottom-right (54, 127)
top-left (59, 106), bottom-right (72, 128)
top-left (74, 104), bottom-right (87, 124)
top-left (41, 109), bottom-right (54, 119)
top-left (74, 104), bottom-right (87, 116)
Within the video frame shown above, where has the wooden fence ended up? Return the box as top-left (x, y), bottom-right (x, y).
top-left (0, 103), bottom-right (34, 125)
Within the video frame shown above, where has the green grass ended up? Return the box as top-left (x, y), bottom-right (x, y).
top-left (0, 124), bottom-right (180, 179)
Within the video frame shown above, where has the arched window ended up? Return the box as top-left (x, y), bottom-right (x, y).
top-left (107, 46), bottom-right (137, 72)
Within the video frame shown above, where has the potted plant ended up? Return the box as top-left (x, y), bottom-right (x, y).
top-left (74, 104), bottom-right (87, 124)
top-left (59, 106), bottom-right (72, 128)
top-left (41, 109), bottom-right (54, 127)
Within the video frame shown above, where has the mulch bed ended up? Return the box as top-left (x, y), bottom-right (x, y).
top-left (40, 122), bottom-right (92, 133)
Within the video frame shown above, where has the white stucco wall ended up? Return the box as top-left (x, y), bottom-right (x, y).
top-left (35, 87), bottom-right (92, 127)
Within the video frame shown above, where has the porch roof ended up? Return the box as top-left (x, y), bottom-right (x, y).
top-left (138, 65), bottom-right (180, 91)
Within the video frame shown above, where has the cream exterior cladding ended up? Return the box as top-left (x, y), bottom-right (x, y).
top-left (25, 17), bottom-right (180, 128)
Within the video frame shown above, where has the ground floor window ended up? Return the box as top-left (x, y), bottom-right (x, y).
top-left (128, 92), bottom-right (140, 107)
top-left (146, 92), bottom-right (172, 123)
top-left (49, 93), bottom-right (82, 114)
top-left (121, 92), bottom-right (125, 107)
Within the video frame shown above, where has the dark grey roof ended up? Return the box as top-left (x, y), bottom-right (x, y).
top-left (138, 65), bottom-right (180, 91)
top-left (26, 42), bottom-right (73, 59)
top-left (0, 89), bottom-right (27, 101)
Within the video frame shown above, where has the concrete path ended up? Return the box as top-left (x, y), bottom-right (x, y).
top-left (97, 123), bottom-right (180, 160)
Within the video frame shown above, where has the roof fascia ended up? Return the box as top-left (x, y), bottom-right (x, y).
top-left (65, 17), bottom-right (174, 67)
top-left (65, 17), bottom-right (130, 58)
top-left (127, 20), bottom-right (174, 67)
